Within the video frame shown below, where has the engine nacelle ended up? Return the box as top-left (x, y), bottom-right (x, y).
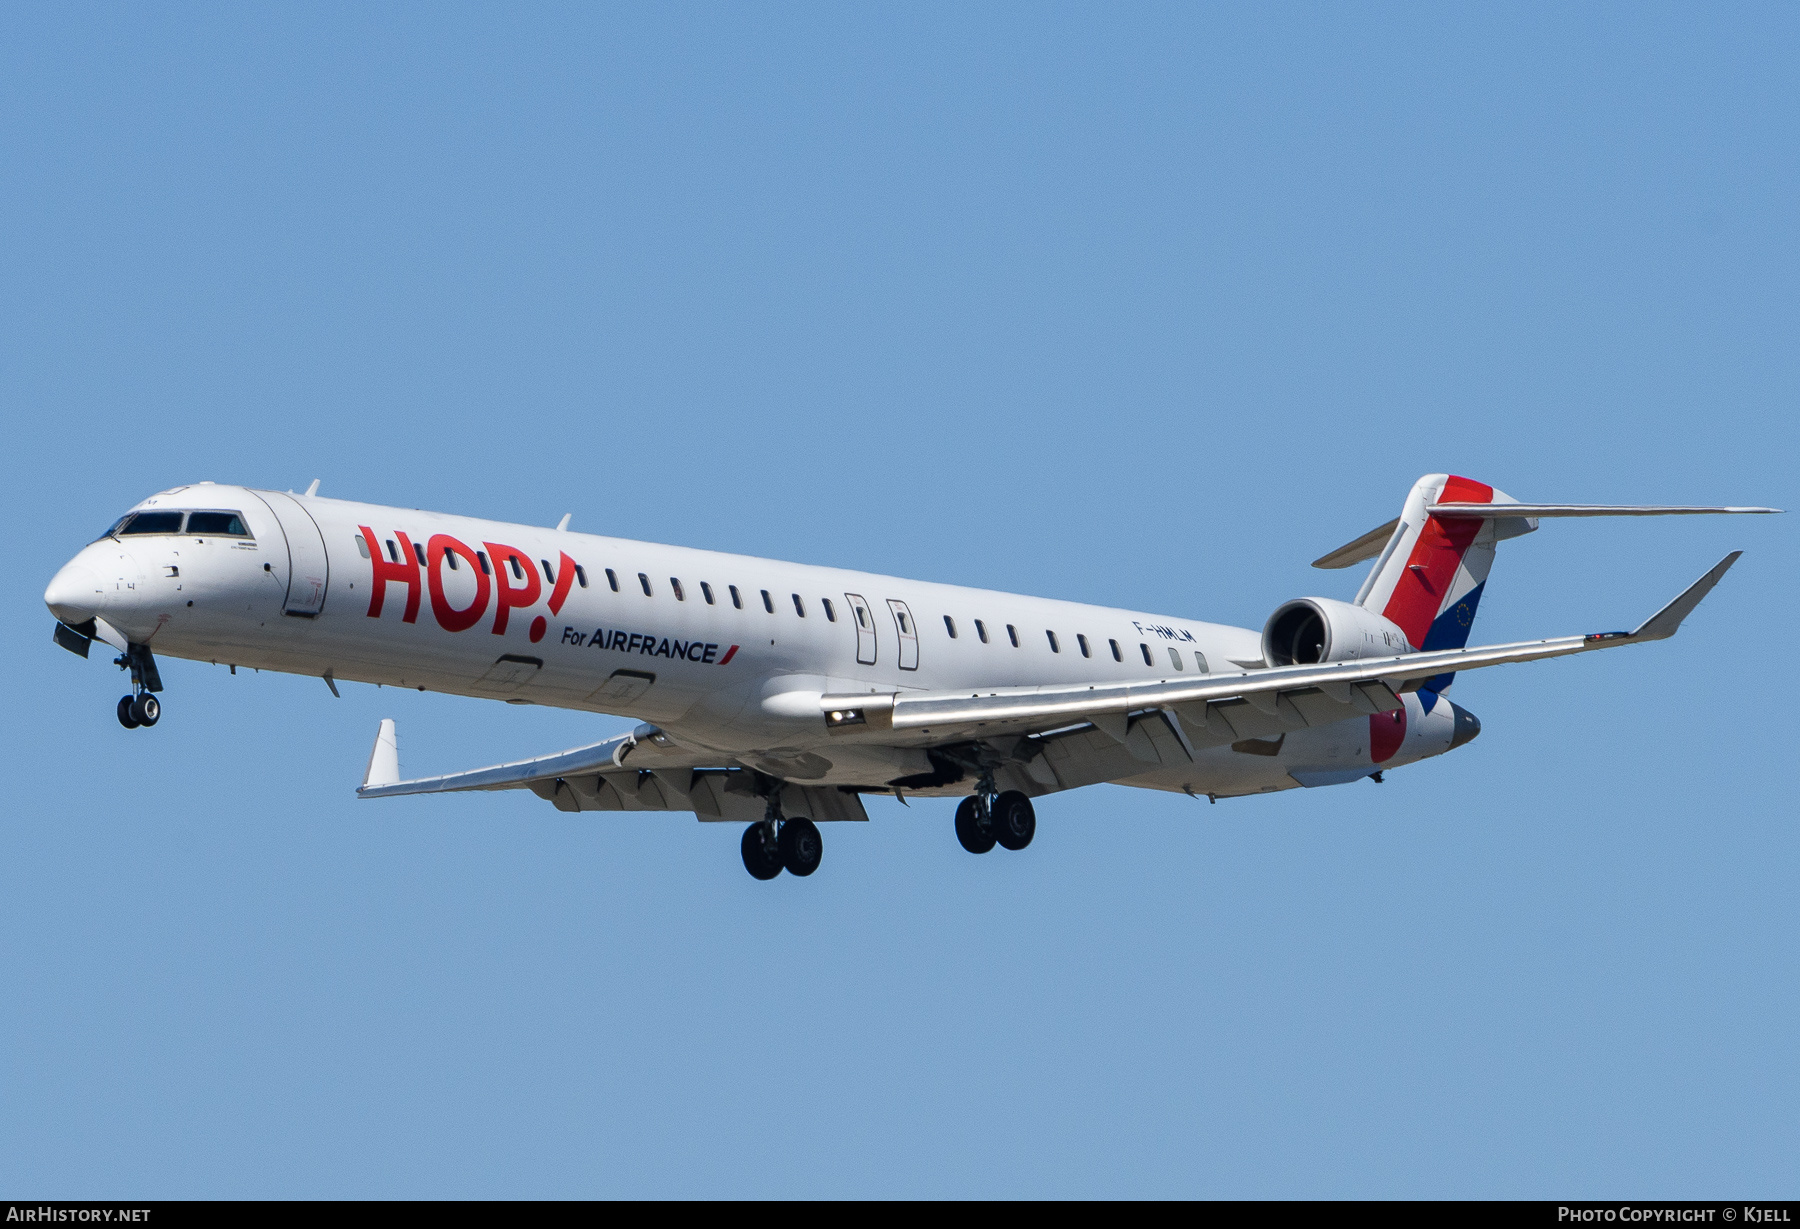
top-left (1261, 597), bottom-right (1412, 667)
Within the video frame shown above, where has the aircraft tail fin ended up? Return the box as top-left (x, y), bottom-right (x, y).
top-left (1312, 474), bottom-right (1776, 701)
top-left (1353, 474), bottom-right (1514, 655)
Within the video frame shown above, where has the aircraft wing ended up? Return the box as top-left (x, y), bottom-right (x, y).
top-left (356, 720), bottom-right (869, 822)
top-left (821, 552), bottom-right (1742, 744)
top-left (357, 727), bottom-right (641, 798)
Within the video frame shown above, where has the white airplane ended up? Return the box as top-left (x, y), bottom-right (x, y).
top-left (44, 474), bottom-right (1776, 879)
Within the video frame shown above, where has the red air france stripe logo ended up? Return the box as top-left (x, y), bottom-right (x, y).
top-left (1380, 476), bottom-right (1491, 648)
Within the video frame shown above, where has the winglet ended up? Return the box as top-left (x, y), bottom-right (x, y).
top-left (363, 719), bottom-right (400, 790)
top-left (1629, 552), bottom-right (1742, 641)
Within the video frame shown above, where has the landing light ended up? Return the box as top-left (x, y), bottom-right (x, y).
top-left (826, 709), bottom-right (866, 728)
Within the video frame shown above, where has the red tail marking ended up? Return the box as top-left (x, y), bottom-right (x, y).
top-left (1381, 475), bottom-right (1492, 647)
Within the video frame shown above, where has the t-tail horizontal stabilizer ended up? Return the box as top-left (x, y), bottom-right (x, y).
top-left (1427, 503), bottom-right (1782, 518)
top-left (1315, 494), bottom-right (1779, 571)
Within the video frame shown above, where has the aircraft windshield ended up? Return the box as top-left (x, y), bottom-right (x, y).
top-left (118, 511), bottom-right (185, 535)
top-left (186, 511), bottom-right (249, 536)
top-left (108, 510), bottom-right (253, 539)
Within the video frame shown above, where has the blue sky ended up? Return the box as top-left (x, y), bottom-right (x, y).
top-left (3, 4), bottom-right (1795, 1197)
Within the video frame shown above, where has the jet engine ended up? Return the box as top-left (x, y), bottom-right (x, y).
top-left (1262, 597), bottom-right (1412, 667)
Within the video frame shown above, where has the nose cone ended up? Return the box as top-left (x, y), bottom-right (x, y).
top-left (1448, 702), bottom-right (1481, 750)
top-left (45, 560), bottom-right (103, 625)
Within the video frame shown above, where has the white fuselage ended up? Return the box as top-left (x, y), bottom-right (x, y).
top-left (46, 484), bottom-right (1463, 798)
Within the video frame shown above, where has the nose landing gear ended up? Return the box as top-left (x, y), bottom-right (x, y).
top-left (113, 643), bottom-right (163, 730)
top-left (116, 693), bottom-right (160, 728)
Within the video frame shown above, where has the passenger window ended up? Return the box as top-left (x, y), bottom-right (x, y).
top-left (188, 511), bottom-right (248, 536)
top-left (1110, 639), bottom-right (1122, 662)
top-left (762, 590), bottom-right (775, 613)
top-left (120, 511), bottom-right (184, 535)
top-left (638, 573), bottom-right (653, 596)
top-left (790, 594), bottom-right (805, 617)
top-left (413, 541), bottom-right (427, 566)
top-left (605, 568), bottom-right (619, 592)
top-left (541, 559), bottom-right (554, 584)
top-left (575, 564), bottom-right (589, 588)
top-left (387, 540), bottom-right (401, 563)
top-left (855, 604), bottom-right (868, 628)
top-left (730, 585), bottom-right (743, 609)
top-left (445, 547), bottom-right (460, 571)
top-left (1046, 630), bottom-right (1060, 653)
top-left (507, 556), bottom-right (523, 580)
top-left (897, 611), bottom-right (911, 634)
top-left (944, 616), bottom-right (958, 639)
top-left (1140, 643), bottom-right (1153, 666)
top-left (1168, 647), bottom-right (1184, 671)
top-left (477, 551), bottom-right (491, 575)
top-left (975, 619), bottom-right (988, 643)
top-left (1007, 624), bottom-right (1019, 647)
top-left (821, 598), bottom-right (836, 622)
top-left (356, 534), bottom-right (371, 560)
top-left (701, 582), bottom-right (715, 605)
top-left (671, 578), bottom-right (685, 601)
top-left (1194, 651), bottom-right (1209, 673)
top-left (1077, 634), bottom-right (1091, 658)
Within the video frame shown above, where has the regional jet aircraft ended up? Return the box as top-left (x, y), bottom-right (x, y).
top-left (44, 474), bottom-right (1776, 879)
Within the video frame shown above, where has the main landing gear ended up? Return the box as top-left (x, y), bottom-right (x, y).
top-left (955, 789), bottom-right (1035, 855)
top-left (740, 800), bottom-right (824, 880)
top-left (114, 644), bottom-right (164, 730)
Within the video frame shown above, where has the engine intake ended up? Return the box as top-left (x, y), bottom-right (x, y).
top-left (1262, 597), bottom-right (1412, 667)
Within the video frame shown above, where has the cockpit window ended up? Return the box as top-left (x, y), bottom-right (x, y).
top-left (119, 511), bottom-right (185, 535)
top-left (186, 511), bottom-right (250, 537)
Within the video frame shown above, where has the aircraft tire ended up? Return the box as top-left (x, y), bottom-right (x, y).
top-left (779, 818), bottom-right (822, 877)
top-left (741, 824), bottom-right (784, 880)
top-left (131, 694), bottom-right (161, 727)
top-left (954, 797), bottom-right (996, 854)
top-left (117, 695), bottom-right (140, 729)
top-left (992, 791), bottom-right (1035, 851)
